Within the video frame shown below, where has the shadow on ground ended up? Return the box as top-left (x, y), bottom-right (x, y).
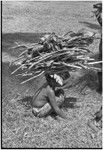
top-left (17, 94), bottom-right (77, 120)
top-left (2, 32), bottom-right (47, 44)
top-left (2, 33), bottom-right (47, 57)
top-left (61, 97), bottom-right (77, 109)
top-left (79, 21), bottom-right (100, 30)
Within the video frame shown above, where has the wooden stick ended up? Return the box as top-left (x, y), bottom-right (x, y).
top-left (10, 45), bottom-right (27, 50)
top-left (18, 44), bottom-right (41, 57)
top-left (16, 73), bottom-right (33, 76)
top-left (11, 43), bottom-right (38, 50)
top-left (78, 63), bottom-right (90, 69)
top-left (62, 62), bottom-right (82, 69)
top-left (29, 50), bottom-right (76, 69)
top-left (89, 67), bottom-right (102, 71)
top-left (80, 47), bottom-right (94, 54)
top-left (11, 55), bottom-right (24, 64)
top-left (86, 61), bottom-right (103, 65)
top-left (11, 64), bottom-right (25, 75)
top-left (77, 57), bottom-right (95, 60)
top-left (21, 71), bottom-right (44, 84)
top-left (19, 50), bottom-right (28, 57)
top-left (29, 51), bottom-right (57, 69)
top-left (78, 63), bottom-right (101, 71)
top-left (62, 31), bottom-right (74, 37)
top-left (28, 56), bottom-right (40, 62)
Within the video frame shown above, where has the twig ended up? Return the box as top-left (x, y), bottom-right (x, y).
top-left (86, 61), bottom-right (103, 65)
top-left (16, 73), bottom-right (33, 76)
top-left (19, 49), bottom-right (28, 57)
top-left (11, 64), bottom-right (25, 75)
top-left (62, 62), bottom-right (82, 69)
top-left (21, 71), bottom-right (44, 84)
top-left (11, 55), bottom-right (24, 64)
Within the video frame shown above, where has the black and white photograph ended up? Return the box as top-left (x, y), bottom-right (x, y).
top-left (1, 1), bottom-right (102, 148)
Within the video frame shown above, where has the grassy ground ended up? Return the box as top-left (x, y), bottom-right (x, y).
top-left (2, 1), bottom-right (102, 148)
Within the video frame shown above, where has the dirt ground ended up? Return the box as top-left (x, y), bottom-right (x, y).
top-left (2, 1), bottom-right (102, 148)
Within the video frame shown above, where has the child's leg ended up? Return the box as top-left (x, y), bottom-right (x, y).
top-left (32, 88), bottom-right (65, 118)
top-left (32, 88), bottom-right (48, 117)
top-left (32, 103), bottom-right (51, 117)
top-left (32, 88), bottom-right (47, 108)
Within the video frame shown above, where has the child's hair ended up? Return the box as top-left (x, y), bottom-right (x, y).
top-left (45, 73), bottom-right (57, 89)
top-left (45, 71), bottom-right (70, 89)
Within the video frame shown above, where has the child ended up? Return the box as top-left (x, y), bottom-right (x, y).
top-left (32, 72), bottom-right (70, 119)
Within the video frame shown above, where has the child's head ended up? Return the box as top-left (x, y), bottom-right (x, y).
top-left (45, 73), bottom-right (63, 89)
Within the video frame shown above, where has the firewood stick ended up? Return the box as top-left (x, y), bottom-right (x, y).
top-left (62, 62), bottom-right (82, 69)
top-left (86, 61), bottom-right (103, 65)
top-left (11, 55), bottom-right (24, 64)
top-left (11, 64), bottom-right (25, 75)
top-left (19, 50), bottom-right (28, 57)
top-left (21, 71), bottom-right (44, 84)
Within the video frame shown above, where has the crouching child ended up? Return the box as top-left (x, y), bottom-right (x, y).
top-left (32, 72), bottom-right (70, 119)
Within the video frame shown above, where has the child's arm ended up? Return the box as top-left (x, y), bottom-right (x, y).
top-left (36, 91), bottom-right (65, 118)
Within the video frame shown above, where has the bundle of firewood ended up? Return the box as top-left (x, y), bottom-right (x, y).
top-left (11, 29), bottom-right (102, 84)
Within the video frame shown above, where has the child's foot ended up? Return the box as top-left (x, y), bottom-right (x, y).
top-left (32, 108), bottom-right (40, 117)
